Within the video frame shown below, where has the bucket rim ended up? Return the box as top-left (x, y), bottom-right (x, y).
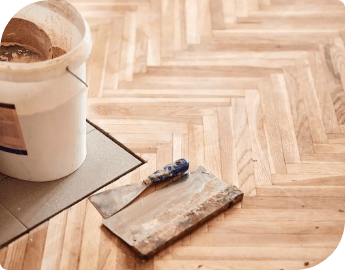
top-left (0, 0), bottom-right (92, 82)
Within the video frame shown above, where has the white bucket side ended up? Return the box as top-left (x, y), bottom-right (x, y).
top-left (0, 0), bottom-right (92, 182)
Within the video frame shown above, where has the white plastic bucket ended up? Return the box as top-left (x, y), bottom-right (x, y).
top-left (0, 0), bottom-right (92, 181)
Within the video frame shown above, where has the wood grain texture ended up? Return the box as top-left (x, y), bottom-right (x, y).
top-left (3, 0), bottom-right (345, 268)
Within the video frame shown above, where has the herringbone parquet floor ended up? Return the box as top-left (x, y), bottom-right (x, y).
top-left (2, 0), bottom-right (345, 269)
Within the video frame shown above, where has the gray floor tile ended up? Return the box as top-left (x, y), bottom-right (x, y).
top-left (0, 204), bottom-right (27, 247)
top-left (0, 129), bottom-right (142, 229)
top-left (86, 121), bottom-right (95, 133)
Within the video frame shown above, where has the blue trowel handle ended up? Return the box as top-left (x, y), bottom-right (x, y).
top-left (143, 159), bottom-right (189, 186)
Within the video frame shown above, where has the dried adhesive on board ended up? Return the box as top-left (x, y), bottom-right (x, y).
top-left (0, 103), bottom-right (28, 155)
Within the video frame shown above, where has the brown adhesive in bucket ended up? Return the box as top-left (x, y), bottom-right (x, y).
top-left (0, 103), bottom-right (27, 155)
top-left (0, 18), bottom-right (67, 63)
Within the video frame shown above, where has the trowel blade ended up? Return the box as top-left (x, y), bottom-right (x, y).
top-left (89, 182), bottom-right (147, 219)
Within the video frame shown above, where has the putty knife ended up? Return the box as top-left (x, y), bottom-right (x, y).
top-left (89, 159), bottom-right (189, 218)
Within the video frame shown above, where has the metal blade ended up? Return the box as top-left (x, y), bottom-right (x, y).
top-left (89, 182), bottom-right (147, 218)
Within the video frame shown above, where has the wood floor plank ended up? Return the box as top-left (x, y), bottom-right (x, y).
top-left (245, 90), bottom-right (272, 187)
top-left (295, 59), bottom-right (328, 144)
top-left (308, 51), bottom-right (340, 133)
top-left (21, 223), bottom-right (48, 270)
top-left (103, 18), bottom-right (124, 89)
top-left (154, 260), bottom-right (321, 270)
top-left (190, 233), bottom-right (342, 247)
top-left (257, 186), bottom-right (345, 197)
top-left (224, 208), bottom-right (345, 221)
top-left (232, 98), bottom-right (256, 194)
top-left (185, 0), bottom-right (200, 44)
top-left (203, 115), bottom-right (222, 178)
top-left (147, 0), bottom-right (161, 66)
top-left (272, 174), bottom-right (345, 186)
top-left (271, 74), bottom-right (301, 164)
top-left (217, 107), bottom-right (239, 186)
top-left (3, 234), bottom-right (28, 270)
top-left (207, 220), bottom-right (344, 234)
top-left (210, 0), bottom-right (225, 30)
top-left (171, 246), bottom-right (334, 261)
top-left (258, 79), bottom-right (286, 174)
top-left (59, 201), bottom-right (87, 270)
top-left (242, 196), bottom-right (345, 210)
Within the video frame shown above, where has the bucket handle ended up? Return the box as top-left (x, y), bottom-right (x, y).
top-left (66, 67), bottom-right (88, 88)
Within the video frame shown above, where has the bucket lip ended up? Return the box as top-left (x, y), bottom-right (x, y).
top-left (0, 0), bottom-right (92, 74)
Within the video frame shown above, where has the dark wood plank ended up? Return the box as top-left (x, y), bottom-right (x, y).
top-left (103, 166), bottom-right (244, 260)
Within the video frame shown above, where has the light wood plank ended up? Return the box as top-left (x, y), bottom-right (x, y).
top-left (232, 98), bottom-right (256, 194)
top-left (171, 246), bottom-right (334, 261)
top-left (21, 223), bottom-right (48, 270)
top-left (271, 74), bottom-right (301, 163)
top-left (3, 235), bottom-right (28, 270)
top-left (217, 107), bottom-right (239, 186)
top-left (40, 212), bottom-right (67, 270)
top-left (295, 59), bottom-right (328, 144)
top-left (245, 90), bottom-right (272, 186)
top-left (154, 260), bottom-right (321, 270)
top-left (203, 115), bottom-right (222, 178)
top-left (258, 79), bottom-right (286, 173)
top-left (283, 66), bottom-right (314, 154)
top-left (257, 186), bottom-right (345, 197)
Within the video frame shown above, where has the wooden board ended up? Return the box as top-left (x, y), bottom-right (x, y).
top-left (103, 166), bottom-right (244, 260)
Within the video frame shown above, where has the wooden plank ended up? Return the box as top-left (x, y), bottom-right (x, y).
top-left (103, 166), bottom-right (244, 260)
top-left (207, 220), bottom-right (344, 234)
top-left (190, 233), bottom-right (341, 247)
top-left (210, 0), bottom-right (225, 30)
top-left (133, 4), bottom-right (149, 74)
top-left (161, 0), bottom-right (175, 58)
top-left (245, 90), bottom-right (272, 186)
top-left (59, 201), bottom-right (87, 270)
top-left (87, 24), bottom-right (110, 98)
top-left (295, 59), bottom-right (328, 143)
top-left (271, 74), bottom-right (301, 163)
top-left (118, 12), bottom-right (137, 82)
top-left (21, 222), bottom-right (48, 270)
top-left (320, 44), bottom-right (345, 126)
top-left (147, 0), bottom-right (161, 66)
top-left (171, 246), bottom-right (334, 261)
top-left (308, 51), bottom-right (340, 133)
top-left (3, 234), bottom-right (28, 270)
top-left (327, 133), bottom-right (345, 143)
top-left (185, 0), bottom-right (200, 44)
top-left (224, 208), bottom-right (345, 221)
top-left (258, 79), bottom-right (286, 173)
top-left (203, 115), bottom-right (222, 178)
top-left (257, 186), bottom-right (345, 197)
top-left (0, 247), bottom-right (7, 266)
top-left (154, 260), bottom-right (321, 270)
top-left (188, 124), bottom-right (205, 172)
top-left (287, 163), bottom-right (345, 175)
top-left (40, 212), bottom-right (67, 270)
top-left (301, 153), bottom-right (345, 163)
top-left (103, 17), bottom-right (124, 89)
top-left (284, 67), bottom-right (314, 154)
top-left (198, 0), bottom-right (212, 37)
top-left (77, 199), bottom-right (103, 270)
top-left (242, 196), bottom-right (345, 210)
top-left (232, 98), bottom-right (256, 194)
top-left (314, 143), bottom-right (345, 153)
top-left (217, 107), bottom-right (239, 186)
top-left (271, 174), bottom-right (345, 186)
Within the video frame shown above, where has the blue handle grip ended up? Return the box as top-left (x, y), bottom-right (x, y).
top-left (143, 159), bottom-right (189, 185)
